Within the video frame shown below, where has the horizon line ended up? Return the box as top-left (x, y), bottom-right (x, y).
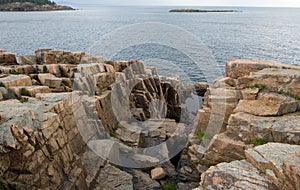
top-left (66, 3), bottom-right (300, 8)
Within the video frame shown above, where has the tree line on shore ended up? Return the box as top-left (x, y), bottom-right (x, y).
top-left (0, 0), bottom-right (56, 5)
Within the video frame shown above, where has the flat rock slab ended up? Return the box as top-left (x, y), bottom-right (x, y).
top-left (228, 112), bottom-right (300, 144)
top-left (235, 92), bottom-right (299, 117)
top-left (199, 160), bottom-right (277, 190)
top-left (245, 143), bottom-right (300, 189)
top-left (9, 86), bottom-right (51, 97)
top-left (226, 59), bottom-right (300, 79)
top-left (0, 75), bottom-right (32, 87)
top-left (202, 132), bottom-right (250, 165)
top-left (38, 73), bottom-right (62, 88)
top-left (237, 68), bottom-right (300, 97)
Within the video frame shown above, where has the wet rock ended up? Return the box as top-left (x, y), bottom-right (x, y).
top-left (184, 82), bottom-right (209, 96)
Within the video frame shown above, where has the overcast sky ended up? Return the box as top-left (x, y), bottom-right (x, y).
top-left (58, 0), bottom-right (300, 7)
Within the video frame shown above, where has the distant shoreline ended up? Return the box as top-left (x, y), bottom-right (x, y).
top-left (0, 2), bottom-right (75, 12)
top-left (169, 9), bottom-right (241, 13)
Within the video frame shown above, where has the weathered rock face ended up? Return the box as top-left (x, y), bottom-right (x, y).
top-left (199, 159), bottom-right (277, 190)
top-left (0, 74), bottom-right (32, 87)
top-left (18, 55), bottom-right (37, 65)
top-left (0, 51), bottom-right (17, 66)
top-left (228, 112), bottom-right (300, 145)
top-left (96, 164), bottom-right (134, 190)
top-left (0, 48), bottom-right (204, 190)
top-left (35, 49), bottom-right (87, 65)
top-left (1, 51), bottom-right (300, 190)
top-left (9, 86), bottom-right (51, 97)
top-left (0, 94), bottom-right (87, 189)
top-left (198, 143), bottom-right (300, 190)
top-left (190, 59), bottom-right (300, 190)
top-left (226, 59), bottom-right (300, 79)
top-left (131, 169), bottom-right (161, 190)
top-left (200, 133), bottom-right (251, 166)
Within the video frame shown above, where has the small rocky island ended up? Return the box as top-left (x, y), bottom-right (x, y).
top-left (0, 0), bottom-right (74, 11)
top-left (0, 48), bottom-right (299, 190)
top-left (169, 9), bottom-right (240, 13)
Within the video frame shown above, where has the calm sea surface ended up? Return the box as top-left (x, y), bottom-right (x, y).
top-left (0, 6), bottom-right (300, 81)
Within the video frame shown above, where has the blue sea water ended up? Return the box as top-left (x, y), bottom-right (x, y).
top-left (0, 6), bottom-right (300, 81)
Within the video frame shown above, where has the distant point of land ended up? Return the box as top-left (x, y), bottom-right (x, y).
top-left (169, 9), bottom-right (241, 13)
top-left (0, 0), bottom-right (74, 11)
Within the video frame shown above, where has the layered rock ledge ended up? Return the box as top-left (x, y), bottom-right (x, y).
top-left (0, 49), bottom-right (300, 190)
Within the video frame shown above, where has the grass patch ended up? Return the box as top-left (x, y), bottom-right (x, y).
top-left (163, 183), bottom-right (176, 190)
top-left (250, 139), bottom-right (268, 146)
top-left (0, 82), bottom-right (5, 88)
top-left (19, 98), bottom-right (28, 103)
top-left (278, 91), bottom-right (300, 100)
top-left (21, 89), bottom-right (30, 96)
top-left (109, 131), bottom-right (116, 138)
top-left (114, 122), bottom-right (119, 130)
top-left (196, 132), bottom-right (211, 140)
top-left (9, 70), bottom-right (24, 75)
top-left (247, 84), bottom-right (266, 91)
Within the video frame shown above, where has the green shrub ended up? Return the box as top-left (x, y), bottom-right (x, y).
top-left (21, 89), bottom-right (30, 96)
top-left (163, 183), bottom-right (175, 190)
top-left (247, 84), bottom-right (266, 91)
top-left (19, 98), bottom-right (28, 103)
top-left (0, 82), bottom-right (5, 87)
top-left (110, 131), bottom-right (116, 138)
top-left (195, 132), bottom-right (210, 140)
top-left (9, 70), bottom-right (24, 75)
top-left (250, 139), bottom-right (268, 146)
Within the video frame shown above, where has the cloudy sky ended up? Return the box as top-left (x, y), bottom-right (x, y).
top-left (58, 0), bottom-right (300, 7)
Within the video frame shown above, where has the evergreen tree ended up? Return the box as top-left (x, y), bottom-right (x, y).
top-left (0, 0), bottom-right (56, 5)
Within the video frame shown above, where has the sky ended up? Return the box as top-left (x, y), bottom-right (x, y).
top-left (58, 0), bottom-right (300, 7)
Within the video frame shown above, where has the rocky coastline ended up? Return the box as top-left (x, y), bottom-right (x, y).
top-left (0, 2), bottom-right (74, 11)
top-left (0, 48), bottom-right (299, 190)
top-left (169, 9), bottom-right (240, 13)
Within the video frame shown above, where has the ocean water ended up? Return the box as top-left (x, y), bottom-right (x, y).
top-left (0, 6), bottom-right (300, 82)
